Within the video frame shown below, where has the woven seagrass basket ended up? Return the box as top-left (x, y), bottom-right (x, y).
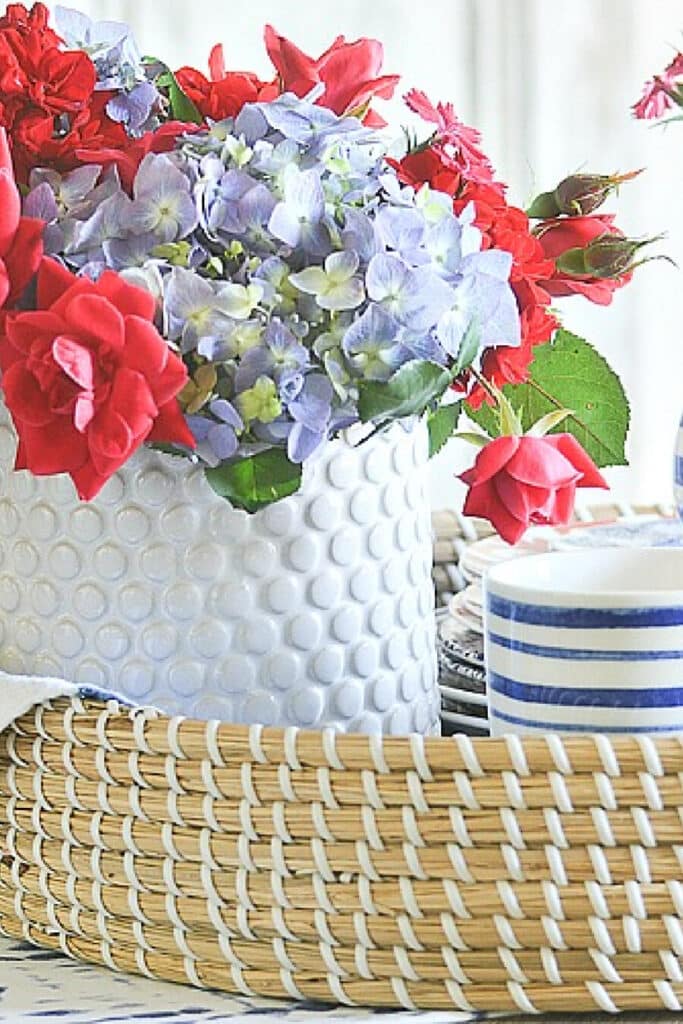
top-left (1, 502), bottom-right (681, 1016)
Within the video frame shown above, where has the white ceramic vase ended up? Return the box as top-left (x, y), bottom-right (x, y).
top-left (0, 405), bottom-right (439, 734)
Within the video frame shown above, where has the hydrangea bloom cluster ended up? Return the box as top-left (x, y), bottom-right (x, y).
top-left (0, 3), bottom-right (645, 538)
top-left (26, 92), bottom-right (520, 472)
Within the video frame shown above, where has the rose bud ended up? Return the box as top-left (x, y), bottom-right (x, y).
top-left (527, 170), bottom-right (641, 219)
top-left (557, 233), bottom-right (658, 279)
top-left (533, 214), bottom-right (659, 304)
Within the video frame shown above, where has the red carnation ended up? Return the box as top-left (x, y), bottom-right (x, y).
top-left (264, 25), bottom-right (398, 125)
top-left (0, 1), bottom-right (100, 181)
top-left (0, 258), bottom-right (195, 500)
top-left (0, 126), bottom-right (42, 308)
top-left (460, 433), bottom-right (607, 544)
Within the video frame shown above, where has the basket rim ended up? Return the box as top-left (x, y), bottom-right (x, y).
top-left (13, 693), bottom-right (683, 771)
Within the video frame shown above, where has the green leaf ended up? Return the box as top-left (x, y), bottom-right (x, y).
top-left (452, 321), bottom-right (481, 376)
top-left (205, 449), bottom-right (303, 513)
top-left (358, 360), bottom-right (452, 424)
top-left (153, 64), bottom-right (203, 124)
top-left (468, 329), bottom-right (630, 467)
top-left (427, 402), bottom-right (461, 458)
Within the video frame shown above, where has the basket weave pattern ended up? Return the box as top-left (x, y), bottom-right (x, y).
top-left (2, 696), bottom-right (683, 1013)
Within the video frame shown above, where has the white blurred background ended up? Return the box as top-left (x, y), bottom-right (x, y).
top-left (45, 0), bottom-right (683, 511)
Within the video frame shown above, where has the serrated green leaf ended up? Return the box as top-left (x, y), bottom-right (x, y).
top-left (468, 330), bottom-right (629, 467)
top-left (358, 360), bottom-right (452, 424)
top-left (205, 449), bottom-right (302, 513)
top-left (427, 402), bottom-right (461, 458)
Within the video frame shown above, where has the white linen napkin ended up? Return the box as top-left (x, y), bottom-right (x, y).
top-left (0, 669), bottom-right (80, 731)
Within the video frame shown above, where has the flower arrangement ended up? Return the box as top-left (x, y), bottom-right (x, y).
top-left (0, 4), bottom-right (650, 542)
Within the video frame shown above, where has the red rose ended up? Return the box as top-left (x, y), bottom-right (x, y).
top-left (459, 433), bottom-right (607, 544)
top-left (176, 44), bottom-right (274, 122)
top-left (0, 258), bottom-right (195, 500)
top-left (264, 26), bottom-right (399, 125)
top-left (535, 214), bottom-right (629, 305)
top-left (0, 126), bottom-right (42, 308)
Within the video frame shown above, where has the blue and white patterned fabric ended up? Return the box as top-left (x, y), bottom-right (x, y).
top-left (0, 936), bottom-right (678, 1023)
top-left (0, 937), bottom-right (481, 1023)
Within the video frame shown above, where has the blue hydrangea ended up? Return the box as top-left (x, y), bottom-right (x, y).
top-left (31, 90), bottom-right (521, 479)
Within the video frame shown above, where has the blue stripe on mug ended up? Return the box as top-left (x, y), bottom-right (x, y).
top-left (489, 670), bottom-right (683, 708)
top-left (676, 454), bottom-right (683, 485)
top-left (487, 593), bottom-right (683, 628)
top-left (490, 707), bottom-right (683, 734)
top-left (488, 632), bottom-right (683, 662)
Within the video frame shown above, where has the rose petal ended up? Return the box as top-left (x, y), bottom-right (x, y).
top-left (52, 335), bottom-right (95, 390)
top-left (3, 217), bottom-right (44, 305)
top-left (545, 433), bottom-right (609, 489)
top-left (0, 169), bottom-right (20, 260)
top-left (0, 259), bottom-right (9, 308)
top-left (462, 480), bottom-right (528, 545)
top-left (20, 421), bottom-right (88, 474)
top-left (459, 434), bottom-right (519, 486)
top-left (69, 461), bottom-right (108, 501)
top-left (36, 258), bottom-right (78, 310)
top-left (64, 293), bottom-right (125, 352)
top-left (506, 435), bottom-right (581, 488)
top-left (96, 270), bottom-right (156, 321)
top-left (120, 316), bottom-right (169, 378)
top-left (493, 472), bottom-right (553, 522)
top-left (147, 400), bottom-right (197, 449)
top-left (2, 363), bottom-right (54, 426)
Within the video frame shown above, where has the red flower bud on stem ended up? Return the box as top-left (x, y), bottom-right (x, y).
top-left (527, 170), bottom-right (642, 219)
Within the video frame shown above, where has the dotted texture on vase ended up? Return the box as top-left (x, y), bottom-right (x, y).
top-left (0, 407), bottom-right (438, 734)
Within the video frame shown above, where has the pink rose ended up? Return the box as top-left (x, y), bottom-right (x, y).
top-left (459, 433), bottom-right (607, 544)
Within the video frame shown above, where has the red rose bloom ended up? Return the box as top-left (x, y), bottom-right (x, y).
top-left (176, 44), bottom-right (274, 122)
top-left (0, 126), bottom-right (42, 308)
top-left (535, 214), bottom-right (630, 305)
top-left (459, 433), bottom-right (607, 544)
top-left (264, 25), bottom-right (399, 125)
top-left (0, 258), bottom-right (195, 500)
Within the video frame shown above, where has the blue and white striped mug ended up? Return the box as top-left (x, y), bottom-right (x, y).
top-left (484, 548), bottom-right (683, 736)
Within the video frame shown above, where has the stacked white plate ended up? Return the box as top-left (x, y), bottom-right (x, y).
top-left (438, 515), bottom-right (683, 735)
